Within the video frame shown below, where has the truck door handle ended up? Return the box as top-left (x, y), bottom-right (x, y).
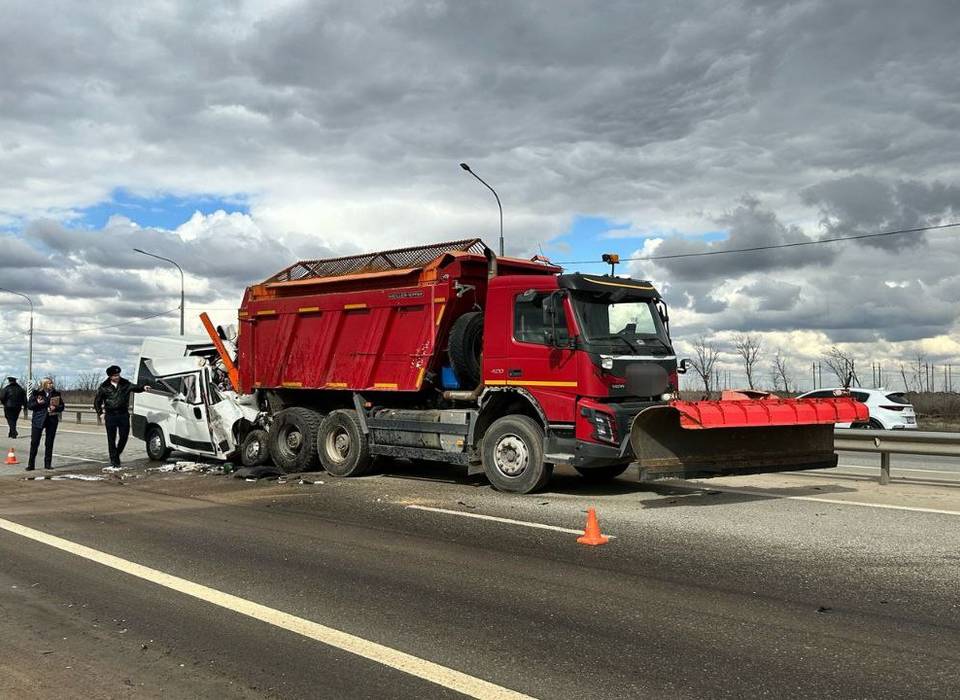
top-left (508, 368), bottom-right (523, 378)
top-left (194, 407), bottom-right (202, 419)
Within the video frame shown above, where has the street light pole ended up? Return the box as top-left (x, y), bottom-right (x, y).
top-left (133, 248), bottom-right (185, 335)
top-left (0, 287), bottom-right (33, 389)
top-left (459, 163), bottom-right (504, 257)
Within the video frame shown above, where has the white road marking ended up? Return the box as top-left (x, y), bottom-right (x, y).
top-left (675, 482), bottom-right (960, 517)
top-left (53, 453), bottom-right (106, 464)
top-left (0, 517), bottom-right (533, 700)
top-left (59, 428), bottom-right (104, 435)
top-left (406, 505), bottom-right (616, 539)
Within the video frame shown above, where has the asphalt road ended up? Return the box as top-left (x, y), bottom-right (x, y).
top-left (1, 426), bottom-right (959, 698)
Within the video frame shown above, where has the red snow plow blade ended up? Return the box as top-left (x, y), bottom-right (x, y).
top-left (630, 392), bottom-right (868, 480)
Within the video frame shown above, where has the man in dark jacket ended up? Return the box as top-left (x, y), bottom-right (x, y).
top-left (27, 377), bottom-right (64, 470)
top-left (1, 376), bottom-right (27, 438)
top-left (94, 365), bottom-right (150, 469)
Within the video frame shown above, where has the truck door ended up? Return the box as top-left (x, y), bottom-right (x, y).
top-left (171, 371), bottom-right (216, 454)
top-left (504, 289), bottom-right (579, 424)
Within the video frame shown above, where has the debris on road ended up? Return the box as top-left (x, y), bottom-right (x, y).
top-left (233, 465), bottom-right (284, 480)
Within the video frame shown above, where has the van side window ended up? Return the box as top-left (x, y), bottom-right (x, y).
top-left (161, 376), bottom-right (183, 395)
top-left (514, 293), bottom-right (569, 345)
top-left (182, 374), bottom-right (198, 403)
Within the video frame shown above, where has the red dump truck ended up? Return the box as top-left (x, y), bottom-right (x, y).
top-left (192, 238), bottom-right (865, 493)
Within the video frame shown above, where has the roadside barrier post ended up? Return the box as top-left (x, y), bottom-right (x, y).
top-left (879, 452), bottom-right (891, 486)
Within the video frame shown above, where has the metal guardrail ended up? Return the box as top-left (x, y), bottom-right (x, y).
top-left (833, 429), bottom-right (960, 484)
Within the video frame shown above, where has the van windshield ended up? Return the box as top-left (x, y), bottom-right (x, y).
top-left (570, 293), bottom-right (670, 352)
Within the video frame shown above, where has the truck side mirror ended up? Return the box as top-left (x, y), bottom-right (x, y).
top-left (677, 358), bottom-right (690, 374)
top-left (541, 292), bottom-right (565, 347)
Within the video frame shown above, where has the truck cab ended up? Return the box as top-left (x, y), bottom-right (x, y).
top-left (478, 272), bottom-right (677, 485)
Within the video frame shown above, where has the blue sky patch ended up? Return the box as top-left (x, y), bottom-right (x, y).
top-left (542, 215), bottom-right (729, 271)
top-left (75, 189), bottom-right (249, 230)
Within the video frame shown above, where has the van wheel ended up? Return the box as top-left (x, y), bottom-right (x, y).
top-left (448, 312), bottom-right (483, 387)
top-left (240, 428), bottom-right (270, 467)
top-left (574, 464), bottom-right (630, 482)
top-left (268, 408), bottom-right (322, 473)
top-left (317, 410), bottom-right (374, 477)
top-left (145, 426), bottom-right (172, 461)
top-left (481, 415), bottom-right (551, 494)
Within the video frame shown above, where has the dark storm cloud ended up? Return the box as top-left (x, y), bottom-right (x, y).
top-left (649, 197), bottom-right (833, 282)
top-left (801, 176), bottom-right (960, 251)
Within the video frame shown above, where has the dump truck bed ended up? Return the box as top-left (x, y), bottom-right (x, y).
top-left (235, 239), bottom-right (557, 394)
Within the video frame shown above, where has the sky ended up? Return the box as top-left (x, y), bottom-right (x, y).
top-left (1, 0), bottom-right (959, 392)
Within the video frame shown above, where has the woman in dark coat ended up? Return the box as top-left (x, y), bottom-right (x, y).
top-left (27, 377), bottom-right (64, 471)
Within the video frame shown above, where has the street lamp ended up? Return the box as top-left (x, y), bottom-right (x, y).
top-left (133, 248), bottom-right (185, 335)
top-left (0, 287), bottom-right (33, 389)
top-left (459, 162), bottom-right (504, 257)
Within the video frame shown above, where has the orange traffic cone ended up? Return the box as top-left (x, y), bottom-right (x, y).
top-left (577, 508), bottom-right (609, 546)
top-left (5, 448), bottom-right (18, 465)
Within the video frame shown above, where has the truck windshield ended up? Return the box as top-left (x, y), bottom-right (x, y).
top-left (570, 294), bottom-right (670, 351)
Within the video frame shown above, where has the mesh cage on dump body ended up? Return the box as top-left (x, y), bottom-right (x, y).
top-left (265, 238), bottom-right (489, 283)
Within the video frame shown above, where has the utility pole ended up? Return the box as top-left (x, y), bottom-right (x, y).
top-left (133, 248), bottom-right (185, 335)
top-left (459, 163), bottom-right (504, 257)
top-left (0, 287), bottom-right (33, 389)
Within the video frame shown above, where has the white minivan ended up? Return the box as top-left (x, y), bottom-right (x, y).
top-left (132, 337), bottom-right (269, 464)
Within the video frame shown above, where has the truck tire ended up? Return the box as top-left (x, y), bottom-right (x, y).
top-left (574, 464), bottom-right (630, 482)
top-left (240, 428), bottom-right (270, 467)
top-left (316, 409), bottom-right (374, 477)
top-left (145, 425), bottom-right (172, 461)
top-left (481, 415), bottom-right (551, 494)
top-left (268, 407), bottom-right (322, 473)
top-left (448, 311), bottom-right (483, 388)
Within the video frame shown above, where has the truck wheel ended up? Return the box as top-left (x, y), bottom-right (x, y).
top-left (448, 311), bottom-right (483, 388)
top-left (481, 415), bottom-right (551, 494)
top-left (145, 426), bottom-right (172, 461)
top-left (268, 407), bottom-right (322, 473)
top-left (317, 410), bottom-right (373, 477)
top-left (574, 464), bottom-right (630, 482)
top-left (240, 428), bottom-right (270, 467)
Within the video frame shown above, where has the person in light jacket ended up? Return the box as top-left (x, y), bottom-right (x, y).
top-left (27, 377), bottom-right (64, 471)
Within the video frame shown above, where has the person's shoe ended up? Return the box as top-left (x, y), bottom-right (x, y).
top-left (25, 466), bottom-right (34, 471)
top-left (44, 466), bottom-right (54, 470)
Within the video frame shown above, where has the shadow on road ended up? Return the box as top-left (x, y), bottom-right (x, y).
top-left (638, 482), bottom-right (858, 508)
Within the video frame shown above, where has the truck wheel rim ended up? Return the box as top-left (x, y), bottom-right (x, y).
top-left (494, 434), bottom-right (528, 477)
top-left (284, 428), bottom-right (303, 451)
top-left (245, 440), bottom-right (261, 460)
top-left (325, 428), bottom-right (351, 463)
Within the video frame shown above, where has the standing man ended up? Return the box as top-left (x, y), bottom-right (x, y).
top-left (1, 377), bottom-right (27, 438)
top-left (27, 377), bottom-right (64, 471)
top-left (94, 365), bottom-right (149, 469)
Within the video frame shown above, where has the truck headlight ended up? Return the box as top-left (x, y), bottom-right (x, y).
top-left (585, 409), bottom-right (617, 443)
top-left (601, 357), bottom-right (614, 370)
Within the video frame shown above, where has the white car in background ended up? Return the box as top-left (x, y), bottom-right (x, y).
top-left (797, 387), bottom-right (917, 430)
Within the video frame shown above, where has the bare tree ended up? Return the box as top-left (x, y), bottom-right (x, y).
top-left (770, 348), bottom-right (792, 393)
top-left (911, 354), bottom-right (927, 393)
top-left (688, 336), bottom-right (721, 393)
top-left (822, 346), bottom-right (858, 387)
top-left (72, 371), bottom-right (101, 392)
top-left (734, 333), bottom-right (763, 390)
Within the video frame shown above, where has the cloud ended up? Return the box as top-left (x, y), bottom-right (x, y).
top-left (1, 1), bottom-right (959, 385)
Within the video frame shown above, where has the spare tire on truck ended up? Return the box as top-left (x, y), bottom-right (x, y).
top-left (268, 407), bottom-right (322, 473)
top-left (448, 311), bottom-right (483, 388)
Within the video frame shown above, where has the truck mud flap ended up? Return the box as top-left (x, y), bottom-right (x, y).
top-left (629, 406), bottom-right (838, 480)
